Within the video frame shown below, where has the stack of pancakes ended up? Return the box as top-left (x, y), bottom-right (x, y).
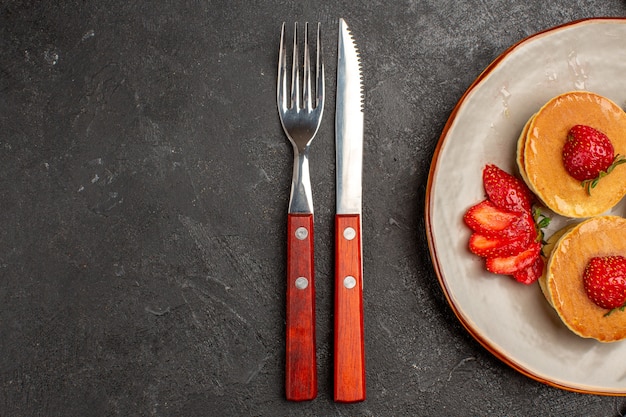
top-left (539, 216), bottom-right (626, 342)
top-left (517, 91), bottom-right (626, 218)
top-left (516, 91), bottom-right (626, 342)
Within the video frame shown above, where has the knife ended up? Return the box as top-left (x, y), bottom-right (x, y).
top-left (334, 17), bottom-right (365, 403)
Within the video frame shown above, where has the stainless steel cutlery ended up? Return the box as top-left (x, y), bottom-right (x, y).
top-left (277, 18), bottom-right (364, 403)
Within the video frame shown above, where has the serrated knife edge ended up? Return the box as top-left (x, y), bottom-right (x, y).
top-left (336, 18), bottom-right (364, 215)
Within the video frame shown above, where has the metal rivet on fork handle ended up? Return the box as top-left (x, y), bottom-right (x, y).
top-left (295, 277), bottom-right (309, 289)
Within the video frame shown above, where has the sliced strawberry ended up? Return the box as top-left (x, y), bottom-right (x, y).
top-left (512, 255), bottom-right (544, 285)
top-left (469, 233), bottom-right (531, 258)
top-left (485, 241), bottom-right (541, 275)
top-left (463, 200), bottom-right (520, 237)
top-left (482, 164), bottom-right (533, 213)
top-left (506, 211), bottom-right (536, 240)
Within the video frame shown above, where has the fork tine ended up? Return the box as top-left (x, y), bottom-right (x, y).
top-left (291, 22), bottom-right (300, 111)
top-left (277, 22), bottom-right (288, 111)
top-left (303, 22), bottom-right (312, 111)
top-left (315, 22), bottom-right (324, 110)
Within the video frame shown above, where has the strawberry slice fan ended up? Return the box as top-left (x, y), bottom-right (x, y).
top-left (463, 164), bottom-right (544, 284)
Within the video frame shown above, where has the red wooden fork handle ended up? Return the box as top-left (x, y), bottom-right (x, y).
top-left (334, 214), bottom-right (366, 402)
top-left (285, 213), bottom-right (317, 401)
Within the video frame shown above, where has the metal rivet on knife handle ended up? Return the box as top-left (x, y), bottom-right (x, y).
top-left (343, 275), bottom-right (356, 289)
top-left (295, 226), bottom-right (309, 240)
top-left (343, 227), bottom-right (356, 240)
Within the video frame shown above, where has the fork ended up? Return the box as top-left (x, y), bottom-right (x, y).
top-left (277, 21), bottom-right (324, 401)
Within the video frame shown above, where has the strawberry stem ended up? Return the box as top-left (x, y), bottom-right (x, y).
top-left (603, 303), bottom-right (626, 317)
top-left (532, 207), bottom-right (551, 245)
top-left (582, 154), bottom-right (626, 195)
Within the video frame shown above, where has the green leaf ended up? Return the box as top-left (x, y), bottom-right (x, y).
top-left (603, 303), bottom-right (626, 317)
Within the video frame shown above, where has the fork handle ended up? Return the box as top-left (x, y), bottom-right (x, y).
top-left (334, 214), bottom-right (366, 403)
top-left (285, 213), bottom-right (317, 401)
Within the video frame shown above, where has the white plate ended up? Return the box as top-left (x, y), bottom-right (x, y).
top-left (426, 18), bottom-right (626, 395)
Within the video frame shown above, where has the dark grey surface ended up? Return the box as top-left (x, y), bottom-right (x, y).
top-left (3, 1), bottom-right (626, 416)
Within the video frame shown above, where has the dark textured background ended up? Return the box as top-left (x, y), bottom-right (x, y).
top-left (2, 1), bottom-right (626, 416)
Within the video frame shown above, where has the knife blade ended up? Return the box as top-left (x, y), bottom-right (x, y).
top-left (334, 17), bottom-right (365, 403)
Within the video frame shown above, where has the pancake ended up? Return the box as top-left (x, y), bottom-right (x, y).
top-left (516, 114), bottom-right (533, 186)
top-left (519, 91), bottom-right (626, 218)
top-left (543, 216), bottom-right (626, 342)
top-left (537, 223), bottom-right (574, 304)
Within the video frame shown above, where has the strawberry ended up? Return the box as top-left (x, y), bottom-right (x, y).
top-left (562, 125), bottom-right (626, 194)
top-left (469, 232), bottom-right (531, 258)
top-left (463, 164), bottom-right (549, 284)
top-left (512, 255), bottom-right (544, 285)
top-left (464, 200), bottom-right (523, 237)
top-left (511, 211), bottom-right (536, 241)
top-left (583, 255), bottom-right (626, 310)
top-left (482, 164), bottom-right (533, 213)
top-left (485, 241), bottom-right (541, 275)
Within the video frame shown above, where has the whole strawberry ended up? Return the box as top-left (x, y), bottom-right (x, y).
top-left (562, 125), bottom-right (626, 194)
top-left (583, 255), bottom-right (626, 311)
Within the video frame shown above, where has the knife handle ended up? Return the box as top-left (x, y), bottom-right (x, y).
top-left (285, 213), bottom-right (317, 401)
top-left (334, 214), bottom-right (366, 403)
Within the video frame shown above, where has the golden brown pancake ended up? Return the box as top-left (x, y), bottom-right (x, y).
top-left (516, 114), bottom-right (533, 185)
top-left (538, 223), bottom-right (573, 303)
top-left (543, 216), bottom-right (626, 342)
top-left (520, 91), bottom-right (626, 218)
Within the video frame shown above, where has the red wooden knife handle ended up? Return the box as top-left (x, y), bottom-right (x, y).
top-left (334, 214), bottom-right (366, 403)
top-left (285, 213), bottom-right (317, 401)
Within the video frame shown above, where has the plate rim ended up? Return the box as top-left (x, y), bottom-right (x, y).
top-left (425, 17), bottom-right (626, 396)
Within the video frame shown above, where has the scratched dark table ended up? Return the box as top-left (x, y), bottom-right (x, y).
top-left (3, 1), bottom-right (626, 416)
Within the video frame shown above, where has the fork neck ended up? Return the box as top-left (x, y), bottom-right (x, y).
top-left (288, 147), bottom-right (314, 214)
